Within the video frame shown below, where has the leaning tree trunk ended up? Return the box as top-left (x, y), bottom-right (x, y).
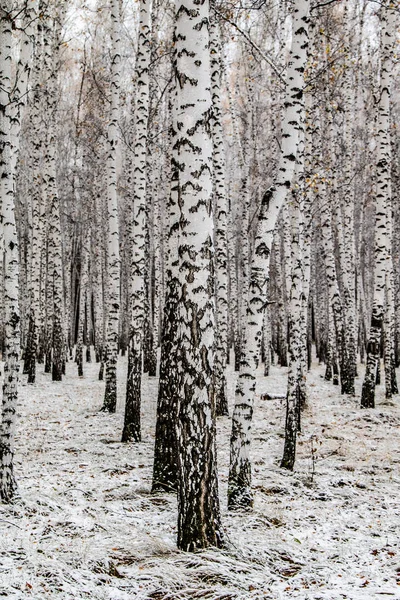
top-left (174, 0), bottom-right (223, 551)
top-left (361, 2), bottom-right (396, 409)
top-left (102, 0), bottom-right (121, 412)
top-left (228, 0), bottom-right (310, 508)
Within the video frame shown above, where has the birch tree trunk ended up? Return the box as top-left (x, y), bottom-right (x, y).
top-left (11, 0), bottom-right (39, 384)
top-left (44, 5), bottom-right (67, 382)
top-left (361, 2), bottom-right (396, 409)
top-left (93, 192), bottom-right (105, 371)
top-left (384, 202), bottom-right (398, 399)
top-left (210, 14), bottom-right (229, 417)
top-left (174, 0), bottom-right (223, 551)
top-left (228, 0), bottom-right (310, 508)
top-left (102, 0), bottom-right (121, 412)
top-left (0, 1), bottom-right (20, 501)
top-left (339, 3), bottom-right (357, 396)
top-left (281, 130), bottom-right (309, 471)
top-left (122, 0), bottom-right (152, 442)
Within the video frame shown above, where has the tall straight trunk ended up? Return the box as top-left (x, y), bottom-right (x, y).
top-left (361, 3), bottom-right (396, 408)
top-left (384, 241), bottom-right (398, 399)
top-left (43, 6), bottom-right (66, 382)
top-left (210, 14), bottom-right (229, 417)
top-left (102, 0), bottom-right (121, 412)
top-left (228, 0), bottom-right (310, 509)
top-left (225, 75), bottom-right (245, 371)
top-left (152, 92), bottom-right (180, 493)
top-left (150, 177), bottom-right (162, 377)
top-left (299, 91), bottom-right (314, 395)
top-left (122, 0), bottom-right (152, 442)
top-left (339, 4), bottom-right (357, 396)
top-left (281, 129), bottom-right (309, 471)
top-left (16, 0), bottom-right (40, 383)
top-left (93, 193), bottom-right (105, 369)
top-left (174, 0), bottom-right (223, 551)
top-left (281, 194), bottom-right (303, 470)
top-left (0, 1), bottom-right (20, 501)
top-left (317, 108), bottom-right (344, 387)
top-left (12, 0), bottom-right (38, 378)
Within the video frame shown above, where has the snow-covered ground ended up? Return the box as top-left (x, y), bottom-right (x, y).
top-left (1, 355), bottom-right (399, 599)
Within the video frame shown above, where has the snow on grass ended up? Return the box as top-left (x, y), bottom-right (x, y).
top-left (0, 354), bottom-right (399, 599)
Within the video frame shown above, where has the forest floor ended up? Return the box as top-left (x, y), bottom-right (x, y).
top-left (1, 354), bottom-right (400, 600)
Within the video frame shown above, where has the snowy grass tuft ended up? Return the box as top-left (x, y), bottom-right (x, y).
top-left (0, 357), bottom-right (399, 598)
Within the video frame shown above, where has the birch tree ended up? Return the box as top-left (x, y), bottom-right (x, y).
top-left (102, 0), bottom-right (121, 412)
top-left (361, 2), bottom-right (397, 409)
top-left (228, 0), bottom-right (310, 507)
top-left (0, 0), bottom-right (20, 501)
top-left (43, 3), bottom-right (67, 382)
top-left (210, 13), bottom-right (229, 416)
top-left (173, 0), bottom-right (223, 550)
top-left (122, 0), bottom-right (152, 442)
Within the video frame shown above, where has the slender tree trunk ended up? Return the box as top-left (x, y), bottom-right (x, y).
top-left (361, 3), bottom-right (396, 408)
top-left (228, 0), bottom-right (310, 507)
top-left (210, 14), bottom-right (229, 417)
top-left (0, 2), bottom-right (20, 501)
top-left (122, 0), bottom-right (151, 442)
top-left (102, 0), bottom-right (121, 412)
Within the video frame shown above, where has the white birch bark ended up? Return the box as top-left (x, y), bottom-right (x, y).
top-left (43, 4), bottom-right (67, 381)
top-left (11, 0), bottom-right (38, 380)
top-left (318, 106), bottom-right (344, 386)
top-left (339, 6), bottom-right (357, 395)
top-left (174, 0), bottom-right (223, 550)
top-left (0, 1), bottom-right (20, 501)
top-left (9, 0), bottom-right (39, 175)
top-left (228, 0), bottom-right (310, 508)
top-left (102, 0), bottom-right (121, 412)
top-left (210, 14), bottom-right (229, 416)
top-left (92, 190), bottom-right (105, 372)
top-left (122, 0), bottom-right (152, 442)
top-left (384, 200), bottom-right (397, 399)
top-left (361, 2), bottom-right (397, 408)
top-left (281, 192), bottom-right (303, 461)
